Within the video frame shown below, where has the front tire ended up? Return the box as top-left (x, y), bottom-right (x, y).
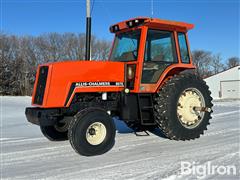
top-left (68, 108), bottom-right (116, 156)
top-left (154, 73), bottom-right (213, 140)
top-left (40, 124), bottom-right (68, 141)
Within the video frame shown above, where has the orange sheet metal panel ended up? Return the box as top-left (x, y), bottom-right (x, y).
top-left (33, 61), bottom-right (125, 108)
top-left (140, 64), bottom-right (195, 93)
top-left (145, 18), bottom-right (194, 31)
top-left (110, 17), bottom-right (194, 33)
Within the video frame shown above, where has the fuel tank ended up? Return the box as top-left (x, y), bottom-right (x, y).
top-left (32, 61), bottom-right (125, 108)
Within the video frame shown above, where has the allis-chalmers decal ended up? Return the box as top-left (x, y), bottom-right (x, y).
top-left (75, 82), bottom-right (124, 87)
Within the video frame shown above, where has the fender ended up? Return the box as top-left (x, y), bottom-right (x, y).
top-left (139, 63), bottom-right (195, 93)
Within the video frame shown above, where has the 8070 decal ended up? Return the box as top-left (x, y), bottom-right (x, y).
top-left (75, 82), bottom-right (124, 87)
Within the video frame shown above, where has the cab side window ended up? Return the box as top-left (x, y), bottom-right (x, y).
top-left (178, 32), bottom-right (190, 63)
top-left (144, 30), bottom-right (177, 62)
top-left (141, 30), bottom-right (177, 84)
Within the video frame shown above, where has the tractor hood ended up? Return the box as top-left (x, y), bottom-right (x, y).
top-left (32, 61), bottom-right (125, 108)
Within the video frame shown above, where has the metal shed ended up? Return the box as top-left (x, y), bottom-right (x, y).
top-left (204, 66), bottom-right (240, 99)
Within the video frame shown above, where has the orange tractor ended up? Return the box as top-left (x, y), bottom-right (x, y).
top-left (25, 17), bottom-right (213, 156)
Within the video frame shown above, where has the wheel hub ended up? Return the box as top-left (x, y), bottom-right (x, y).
top-left (177, 88), bottom-right (205, 128)
top-left (86, 122), bottom-right (107, 145)
top-left (54, 120), bottom-right (70, 132)
top-left (88, 128), bottom-right (96, 135)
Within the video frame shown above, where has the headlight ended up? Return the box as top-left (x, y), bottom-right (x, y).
top-left (126, 64), bottom-right (136, 90)
top-left (127, 65), bottom-right (135, 80)
top-left (126, 19), bottom-right (145, 28)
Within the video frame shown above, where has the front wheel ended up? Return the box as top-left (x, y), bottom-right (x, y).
top-left (68, 108), bottom-right (116, 156)
top-left (154, 73), bottom-right (213, 140)
top-left (40, 121), bottom-right (69, 141)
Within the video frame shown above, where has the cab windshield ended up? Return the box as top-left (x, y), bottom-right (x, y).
top-left (110, 30), bottom-right (140, 62)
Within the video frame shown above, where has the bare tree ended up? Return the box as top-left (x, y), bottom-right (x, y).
top-left (91, 38), bottom-right (111, 60)
top-left (1, 32), bottom-right (238, 96)
top-left (191, 50), bottom-right (212, 77)
top-left (226, 57), bottom-right (240, 68)
top-left (0, 32), bottom-right (111, 95)
top-left (210, 53), bottom-right (224, 74)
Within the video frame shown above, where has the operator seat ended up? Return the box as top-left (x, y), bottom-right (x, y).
top-left (120, 51), bottom-right (136, 61)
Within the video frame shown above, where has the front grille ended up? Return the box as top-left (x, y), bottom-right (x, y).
top-left (33, 66), bottom-right (49, 105)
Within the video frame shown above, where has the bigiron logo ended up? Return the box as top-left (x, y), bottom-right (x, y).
top-left (75, 82), bottom-right (124, 87)
top-left (180, 161), bottom-right (238, 178)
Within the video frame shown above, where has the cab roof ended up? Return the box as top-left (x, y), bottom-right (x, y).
top-left (110, 17), bottom-right (194, 33)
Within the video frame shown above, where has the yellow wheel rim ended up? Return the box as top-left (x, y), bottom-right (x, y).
top-left (177, 88), bottom-right (205, 129)
top-left (86, 122), bottom-right (107, 145)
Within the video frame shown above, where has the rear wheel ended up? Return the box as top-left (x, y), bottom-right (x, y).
top-left (154, 73), bottom-right (213, 140)
top-left (40, 121), bottom-right (69, 141)
top-left (68, 108), bottom-right (116, 156)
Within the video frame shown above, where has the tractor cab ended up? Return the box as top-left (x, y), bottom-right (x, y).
top-left (109, 17), bottom-right (195, 93)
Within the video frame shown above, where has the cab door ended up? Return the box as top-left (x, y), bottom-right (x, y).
top-left (140, 29), bottom-right (178, 92)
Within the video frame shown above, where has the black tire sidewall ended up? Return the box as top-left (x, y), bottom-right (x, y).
top-left (70, 109), bottom-right (116, 156)
top-left (167, 77), bottom-right (212, 138)
top-left (154, 74), bottom-right (213, 140)
top-left (40, 126), bottom-right (68, 141)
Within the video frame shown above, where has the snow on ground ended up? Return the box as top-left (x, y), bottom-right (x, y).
top-left (0, 96), bottom-right (240, 180)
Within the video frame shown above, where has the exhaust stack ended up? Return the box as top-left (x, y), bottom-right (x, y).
top-left (85, 0), bottom-right (91, 60)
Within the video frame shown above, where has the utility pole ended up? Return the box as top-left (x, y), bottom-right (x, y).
top-left (85, 0), bottom-right (91, 60)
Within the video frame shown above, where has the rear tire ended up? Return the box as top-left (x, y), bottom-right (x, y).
top-left (68, 108), bottom-right (116, 156)
top-left (154, 73), bottom-right (213, 140)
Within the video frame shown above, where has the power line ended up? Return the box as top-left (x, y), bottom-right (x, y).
top-left (90, 0), bottom-right (95, 16)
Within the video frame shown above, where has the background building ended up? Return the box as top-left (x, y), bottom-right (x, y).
top-left (204, 66), bottom-right (240, 99)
